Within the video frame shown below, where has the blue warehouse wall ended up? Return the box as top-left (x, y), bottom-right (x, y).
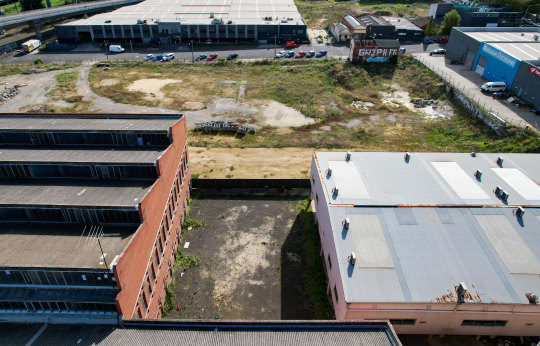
top-left (473, 42), bottom-right (521, 87)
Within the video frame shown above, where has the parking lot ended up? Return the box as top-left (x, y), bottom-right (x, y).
top-left (414, 51), bottom-right (540, 131)
top-left (166, 193), bottom-right (330, 320)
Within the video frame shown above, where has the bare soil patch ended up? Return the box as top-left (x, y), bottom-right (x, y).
top-left (127, 78), bottom-right (181, 101)
top-left (98, 79), bottom-right (119, 87)
top-left (257, 100), bottom-right (316, 127)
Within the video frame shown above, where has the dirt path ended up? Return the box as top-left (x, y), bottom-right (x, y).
top-left (189, 147), bottom-right (315, 178)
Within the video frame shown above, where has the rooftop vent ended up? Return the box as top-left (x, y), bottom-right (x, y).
top-left (495, 186), bottom-right (503, 197)
top-left (326, 168), bottom-right (332, 177)
top-left (534, 35), bottom-right (539, 41)
top-left (501, 190), bottom-right (509, 202)
top-left (348, 252), bottom-right (357, 265)
top-left (457, 282), bottom-right (467, 304)
top-left (104, 19), bottom-right (111, 23)
top-left (515, 206), bottom-right (525, 217)
top-left (210, 12), bottom-right (214, 18)
top-left (345, 151), bottom-right (351, 161)
top-left (471, 151), bottom-right (476, 157)
top-left (332, 185), bottom-right (339, 196)
top-left (474, 169), bottom-right (482, 179)
top-left (342, 217), bottom-right (350, 230)
top-left (404, 151), bottom-right (411, 162)
top-left (496, 156), bottom-right (504, 167)
top-left (227, 20), bottom-right (233, 24)
top-left (526, 293), bottom-right (538, 304)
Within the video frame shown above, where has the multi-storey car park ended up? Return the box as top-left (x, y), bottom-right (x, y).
top-left (310, 151), bottom-right (540, 336)
top-left (0, 113), bottom-right (190, 323)
top-left (54, 0), bottom-right (307, 45)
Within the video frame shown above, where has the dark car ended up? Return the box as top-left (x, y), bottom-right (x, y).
top-left (423, 38), bottom-right (434, 44)
top-left (285, 51), bottom-right (295, 58)
top-left (430, 49), bottom-right (446, 56)
top-left (315, 50), bottom-right (327, 58)
top-left (207, 53), bottom-right (218, 60)
top-left (153, 54), bottom-right (164, 61)
top-left (195, 54), bottom-right (207, 61)
top-left (306, 50), bottom-right (315, 58)
top-left (227, 53), bottom-right (238, 60)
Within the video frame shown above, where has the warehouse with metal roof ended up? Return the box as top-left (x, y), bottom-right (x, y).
top-left (446, 27), bottom-right (540, 109)
top-left (0, 113), bottom-right (191, 324)
top-left (55, 0), bottom-right (307, 45)
top-left (310, 151), bottom-right (540, 336)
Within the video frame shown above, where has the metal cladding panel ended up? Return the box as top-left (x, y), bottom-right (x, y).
top-left (511, 61), bottom-right (540, 109)
top-left (475, 215), bottom-right (540, 275)
top-left (348, 214), bottom-right (394, 268)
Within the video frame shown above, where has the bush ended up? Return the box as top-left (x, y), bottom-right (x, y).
top-left (33, 59), bottom-right (43, 64)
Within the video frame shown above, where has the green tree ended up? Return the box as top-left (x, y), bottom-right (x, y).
top-left (424, 17), bottom-right (434, 37)
top-left (20, 0), bottom-right (43, 10)
top-left (438, 9), bottom-right (461, 36)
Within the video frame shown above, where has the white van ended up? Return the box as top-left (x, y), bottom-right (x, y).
top-left (109, 45), bottom-right (125, 53)
top-left (162, 53), bottom-right (175, 61)
top-left (480, 81), bottom-right (506, 92)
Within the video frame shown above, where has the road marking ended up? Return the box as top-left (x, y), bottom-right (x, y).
top-left (25, 323), bottom-right (48, 346)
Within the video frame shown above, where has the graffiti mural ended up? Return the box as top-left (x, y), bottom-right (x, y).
top-left (350, 39), bottom-right (399, 63)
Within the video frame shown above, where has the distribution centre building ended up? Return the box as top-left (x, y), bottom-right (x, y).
top-left (55, 0), bottom-right (307, 45)
top-left (0, 114), bottom-right (190, 323)
top-left (311, 151), bottom-right (540, 336)
top-left (446, 27), bottom-right (540, 109)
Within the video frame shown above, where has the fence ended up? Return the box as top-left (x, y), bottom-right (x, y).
top-left (415, 55), bottom-right (531, 132)
top-left (192, 178), bottom-right (310, 189)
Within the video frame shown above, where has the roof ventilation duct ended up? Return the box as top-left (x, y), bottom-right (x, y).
top-left (474, 169), bottom-right (482, 179)
top-left (515, 206), bottom-right (525, 217)
top-left (332, 186), bottom-right (339, 196)
top-left (342, 217), bottom-right (350, 230)
top-left (496, 156), bottom-right (504, 167)
top-left (404, 151), bottom-right (411, 162)
top-left (348, 252), bottom-right (356, 265)
top-left (494, 186), bottom-right (502, 197)
top-left (501, 190), bottom-right (509, 202)
top-left (457, 282), bottom-right (467, 304)
top-left (326, 168), bottom-right (332, 177)
top-left (471, 151), bottom-right (476, 157)
top-left (345, 151), bottom-right (351, 161)
top-left (526, 293), bottom-right (538, 304)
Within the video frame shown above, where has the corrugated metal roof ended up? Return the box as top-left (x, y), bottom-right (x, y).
top-left (0, 117), bottom-right (176, 132)
top-left (0, 148), bottom-right (163, 164)
top-left (0, 322), bottom-right (400, 346)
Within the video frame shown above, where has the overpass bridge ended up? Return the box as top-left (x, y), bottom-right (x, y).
top-left (0, 0), bottom-right (143, 39)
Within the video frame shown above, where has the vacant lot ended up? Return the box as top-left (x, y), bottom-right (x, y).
top-left (165, 196), bottom-right (330, 320)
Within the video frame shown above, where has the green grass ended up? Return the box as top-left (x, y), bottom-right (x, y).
top-left (0, 61), bottom-right (80, 77)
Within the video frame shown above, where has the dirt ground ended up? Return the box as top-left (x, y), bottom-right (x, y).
top-left (189, 147), bottom-right (315, 179)
top-left (167, 196), bottom-right (327, 320)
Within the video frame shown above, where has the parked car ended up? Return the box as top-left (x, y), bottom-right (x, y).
top-left (430, 49), bottom-right (446, 56)
top-left (143, 54), bottom-right (154, 61)
top-left (153, 54), bottom-right (164, 61)
top-left (275, 50), bottom-right (286, 58)
top-left (207, 53), bottom-right (218, 60)
top-left (109, 45), bottom-right (124, 53)
top-left (295, 51), bottom-right (307, 58)
top-left (227, 53), bottom-right (238, 60)
top-left (306, 50), bottom-right (315, 58)
top-left (162, 53), bottom-right (175, 61)
top-left (438, 38), bottom-right (449, 44)
top-left (316, 50), bottom-right (327, 58)
top-left (423, 38), bottom-right (434, 44)
top-left (285, 41), bottom-right (297, 48)
top-left (399, 48), bottom-right (406, 54)
top-left (195, 54), bottom-right (207, 61)
top-left (480, 81), bottom-right (506, 92)
top-left (285, 51), bottom-right (295, 58)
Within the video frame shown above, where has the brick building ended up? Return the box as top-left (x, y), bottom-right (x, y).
top-left (0, 114), bottom-right (190, 323)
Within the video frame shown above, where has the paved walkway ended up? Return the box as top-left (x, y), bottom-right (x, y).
top-left (414, 52), bottom-right (540, 131)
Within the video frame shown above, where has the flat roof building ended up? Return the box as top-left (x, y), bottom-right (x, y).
top-left (310, 151), bottom-right (540, 336)
top-left (0, 113), bottom-right (190, 323)
top-left (55, 0), bottom-right (307, 45)
top-left (446, 27), bottom-right (540, 109)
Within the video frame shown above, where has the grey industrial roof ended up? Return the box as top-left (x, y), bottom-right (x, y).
top-left (487, 42), bottom-right (540, 62)
top-left (0, 223), bottom-right (136, 268)
top-left (343, 14), bottom-right (362, 29)
top-left (0, 148), bottom-right (164, 164)
top-left (356, 14), bottom-right (389, 27)
top-left (381, 17), bottom-right (422, 31)
top-left (0, 321), bottom-right (400, 345)
top-left (0, 117), bottom-right (177, 132)
top-left (62, 0), bottom-right (306, 27)
top-left (464, 30), bottom-right (540, 43)
top-left (313, 152), bottom-right (540, 207)
top-left (313, 152), bottom-right (540, 305)
top-left (0, 181), bottom-right (151, 207)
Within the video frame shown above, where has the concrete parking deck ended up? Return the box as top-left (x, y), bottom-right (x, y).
top-left (414, 52), bottom-right (540, 131)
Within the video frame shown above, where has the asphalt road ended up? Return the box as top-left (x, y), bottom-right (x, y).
top-left (1, 41), bottom-right (439, 63)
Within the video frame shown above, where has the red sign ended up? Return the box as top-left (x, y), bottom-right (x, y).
top-left (529, 66), bottom-right (540, 78)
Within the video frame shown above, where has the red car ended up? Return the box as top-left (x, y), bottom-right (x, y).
top-left (295, 51), bottom-right (307, 58)
top-left (207, 53), bottom-right (218, 60)
top-left (438, 38), bottom-right (449, 44)
top-left (286, 41), bottom-right (297, 48)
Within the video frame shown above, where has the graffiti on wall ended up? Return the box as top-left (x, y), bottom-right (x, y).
top-left (352, 39), bottom-right (398, 63)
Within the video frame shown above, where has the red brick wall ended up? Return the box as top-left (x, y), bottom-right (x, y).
top-left (113, 117), bottom-right (190, 319)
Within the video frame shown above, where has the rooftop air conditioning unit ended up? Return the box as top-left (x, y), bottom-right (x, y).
top-left (345, 151), bottom-right (351, 161)
top-left (501, 191), bottom-right (509, 202)
top-left (496, 156), bottom-right (504, 166)
top-left (494, 186), bottom-right (502, 197)
top-left (342, 217), bottom-right (350, 230)
top-left (474, 169), bottom-right (482, 179)
top-left (515, 206), bottom-right (525, 217)
top-left (471, 151), bottom-right (476, 157)
top-left (326, 168), bottom-right (332, 177)
top-left (349, 252), bottom-right (357, 265)
top-left (332, 186), bottom-right (339, 196)
top-left (404, 151), bottom-right (411, 162)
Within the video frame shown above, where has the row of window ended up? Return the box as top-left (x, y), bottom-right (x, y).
top-left (136, 148), bottom-right (189, 318)
top-left (0, 207), bottom-right (140, 225)
top-left (0, 163), bottom-right (156, 180)
top-left (0, 301), bottom-right (116, 313)
top-left (0, 131), bottom-right (169, 147)
top-left (0, 269), bottom-right (116, 287)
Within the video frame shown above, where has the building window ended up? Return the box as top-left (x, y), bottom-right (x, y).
top-left (140, 294), bottom-right (148, 310)
top-left (390, 319), bottom-right (416, 325)
top-left (462, 320), bottom-right (507, 327)
top-left (158, 238), bottom-right (163, 256)
top-left (150, 265), bottom-right (156, 282)
top-left (154, 248), bottom-right (160, 266)
top-left (334, 285), bottom-right (338, 302)
top-left (327, 254), bottom-right (332, 270)
top-left (161, 225), bottom-right (167, 245)
top-left (145, 278), bottom-right (152, 298)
